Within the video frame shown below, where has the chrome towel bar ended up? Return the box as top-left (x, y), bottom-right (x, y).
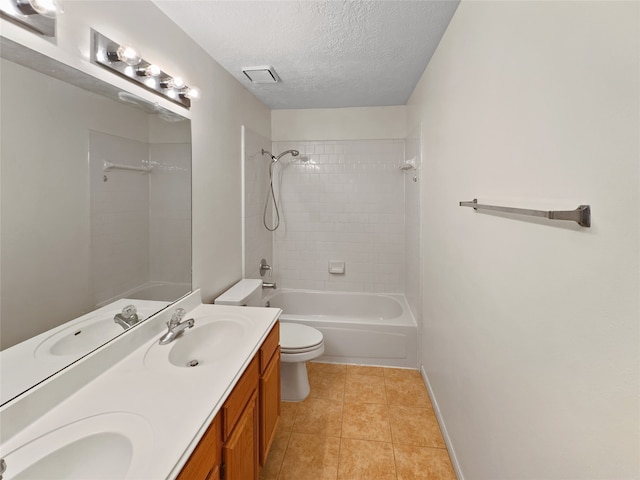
top-left (459, 199), bottom-right (591, 228)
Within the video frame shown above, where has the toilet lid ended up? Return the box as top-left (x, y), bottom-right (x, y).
top-left (280, 323), bottom-right (323, 350)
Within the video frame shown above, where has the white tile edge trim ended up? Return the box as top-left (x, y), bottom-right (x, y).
top-left (421, 365), bottom-right (465, 480)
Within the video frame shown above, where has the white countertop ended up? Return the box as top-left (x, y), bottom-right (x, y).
top-left (0, 301), bottom-right (281, 479)
top-left (0, 298), bottom-right (171, 406)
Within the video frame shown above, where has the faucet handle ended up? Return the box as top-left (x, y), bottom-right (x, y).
top-left (121, 304), bottom-right (137, 319)
top-left (259, 258), bottom-right (272, 277)
top-left (169, 308), bottom-right (186, 326)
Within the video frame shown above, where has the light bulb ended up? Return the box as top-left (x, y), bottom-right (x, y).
top-left (172, 76), bottom-right (185, 89)
top-left (160, 76), bottom-right (185, 90)
top-left (109, 45), bottom-right (142, 66)
top-left (17, 0), bottom-right (63, 17)
top-left (136, 64), bottom-right (161, 77)
top-left (180, 86), bottom-right (201, 101)
top-left (143, 77), bottom-right (157, 88)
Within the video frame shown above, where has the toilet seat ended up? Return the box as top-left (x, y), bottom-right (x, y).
top-left (280, 323), bottom-right (323, 353)
top-left (282, 343), bottom-right (324, 354)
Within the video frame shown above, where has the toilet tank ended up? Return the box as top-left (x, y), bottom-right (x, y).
top-left (214, 279), bottom-right (264, 306)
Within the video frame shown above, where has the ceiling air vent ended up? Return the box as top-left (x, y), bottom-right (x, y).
top-left (242, 66), bottom-right (280, 84)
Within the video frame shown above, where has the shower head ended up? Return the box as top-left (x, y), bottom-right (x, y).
top-left (275, 149), bottom-right (300, 161)
top-left (262, 149), bottom-right (300, 162)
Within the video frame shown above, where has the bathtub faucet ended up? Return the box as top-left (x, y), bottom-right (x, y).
top-left (262, 281), bottom-right (277, 290)
top-left (114, 304), bottom-right (140, 330)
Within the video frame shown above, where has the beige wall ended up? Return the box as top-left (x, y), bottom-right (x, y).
top-left (272, 106), bottom-right (406, 141)
top-left (408, 1), bottom-right (639, 478)
top-left (0, 0), bottom-right (271, 305)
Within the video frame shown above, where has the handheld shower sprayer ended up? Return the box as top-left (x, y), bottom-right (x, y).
top-left (260, 148), bottom-right (301, 231)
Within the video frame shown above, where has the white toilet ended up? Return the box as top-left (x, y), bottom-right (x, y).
top-left (214, 279), bottom-right (324, 402)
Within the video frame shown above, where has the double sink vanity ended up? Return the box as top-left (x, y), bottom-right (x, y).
top-left (0, 291), bottom-right (282, 479)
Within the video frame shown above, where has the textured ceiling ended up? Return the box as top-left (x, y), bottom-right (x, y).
top-left (154, 1), bottom-right (459, 110)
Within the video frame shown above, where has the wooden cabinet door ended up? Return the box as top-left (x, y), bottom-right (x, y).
top-left (177, 414), bottom-right (221, 480)
top-left (223, 391), bottom-right (258, 480)
top-left (259, 348), bottom-right (281, 466)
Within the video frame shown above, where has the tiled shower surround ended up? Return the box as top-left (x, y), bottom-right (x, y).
top-left (271, 140), bottom-right (405, 293)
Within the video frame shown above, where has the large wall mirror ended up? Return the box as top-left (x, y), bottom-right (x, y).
top-left (0, 38), bottom-right (192, 405)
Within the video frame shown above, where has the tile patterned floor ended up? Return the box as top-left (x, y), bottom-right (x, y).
top-left (260, 362), bottom-right (457, 480)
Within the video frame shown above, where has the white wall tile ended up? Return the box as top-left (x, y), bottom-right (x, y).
top-left (272, 139), bottom-right (405, 293)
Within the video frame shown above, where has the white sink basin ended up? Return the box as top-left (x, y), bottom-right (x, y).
top-left (34, 307), bottom-right (156, 359)
top-left (144, 318), bottom-right (247, 369)
top-left (2, 412), bottom-right (153, 479)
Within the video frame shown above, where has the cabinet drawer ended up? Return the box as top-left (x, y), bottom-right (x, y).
top-left (223, 355), bottom-right (258, 439)
top-left (259, 321), bottom-right (279, 374)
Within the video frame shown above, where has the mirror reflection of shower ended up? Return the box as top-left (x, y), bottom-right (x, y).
top-left (261, 148), bottom-right (299, 231)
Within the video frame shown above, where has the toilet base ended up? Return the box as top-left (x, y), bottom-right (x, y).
top-left (280, 361), bottom-right (311, 402)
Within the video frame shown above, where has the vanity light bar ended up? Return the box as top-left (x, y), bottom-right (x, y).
top-left (0, 0), bottom-right (62, 37)
top-left (90, 30), bottom-right (199, 109)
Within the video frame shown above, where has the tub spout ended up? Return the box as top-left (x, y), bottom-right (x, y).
top-left (262, 282), bottom-right (277, 290)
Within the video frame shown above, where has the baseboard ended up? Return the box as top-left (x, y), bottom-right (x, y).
top-left (420, 365), bottom-right (465, 480)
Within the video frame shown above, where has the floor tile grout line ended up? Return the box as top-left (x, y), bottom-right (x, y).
top-left (383, 370), bottom-right (390, 405)
top-left (389, 402), bottom-right (399, 480)
top-left (275, 403), bottom-right (299, 480)
top-left (274, 429), bottom-right (291, 480)
top-left (336, 435), bottom-right (343, 480)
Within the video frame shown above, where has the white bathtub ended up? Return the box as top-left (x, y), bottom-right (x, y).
top-left (264, 289), bottom-right (417, 368)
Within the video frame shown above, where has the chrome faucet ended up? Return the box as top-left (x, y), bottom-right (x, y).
top-left (114, 304), bottom-right (140, 330)
top-left (262, 282), bottom-right (277, 290)
top-left (158, 308), bottom-right (194, 345)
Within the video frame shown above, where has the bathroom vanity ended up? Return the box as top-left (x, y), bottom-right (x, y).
top-left (179, 322), bottom-right (281, 480)
top-left (0, 293), bottom-right (282, 480)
